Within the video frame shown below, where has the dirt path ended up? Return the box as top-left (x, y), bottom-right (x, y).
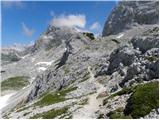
top-left (72, 66), bottom-right (106, 118)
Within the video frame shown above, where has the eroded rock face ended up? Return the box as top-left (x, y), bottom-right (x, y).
top-left (96, 27), bottom-right (159, 89)
top-left (131, 27), bottom-right (159, 53)
top-left (107, 46), bottom-right (140, 75)
top-left (102, 1), bottom-right (159, 36)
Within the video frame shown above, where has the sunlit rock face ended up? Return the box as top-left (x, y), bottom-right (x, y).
top-left (102, 1), bottom-right (159, 36)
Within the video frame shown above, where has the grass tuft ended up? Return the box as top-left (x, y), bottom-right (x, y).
top-left (107, 107), bottom-right (132, 119)
top-left (124, 81), bottom-right (159, 118)
top-left (34, 87), bottom-right (77, 107)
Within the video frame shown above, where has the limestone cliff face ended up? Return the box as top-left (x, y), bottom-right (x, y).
top-left (102, 1), bottom-right (159, 36)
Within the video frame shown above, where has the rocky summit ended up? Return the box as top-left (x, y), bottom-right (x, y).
top-left (1, 1), bottom-right (159, 119)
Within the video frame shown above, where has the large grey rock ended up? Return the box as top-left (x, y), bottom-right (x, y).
top-left (102, 1), bottom-right (159, 36)
top-left (119, 48), bottom-right (159, 87)
top-left (107, 46), bottom-right (140, 75)
top-left (131, 27), bottom-right (159, 53)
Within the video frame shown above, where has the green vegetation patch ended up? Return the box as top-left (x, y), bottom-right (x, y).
top-left (1, 76), bottom-right (29, 91)
top-left (34, 87), bottom-right (77, 107)
top-left (30, 107), bottom-right (68, 119)
top-left (1, 53), bottom-right (21, 62)
top-left (103, 87), bottom-right (133, 105)
top-left (104, 81), bottom-right (159, 118)
top-left (124, 81), bottom-right (159, 118)
top-left (83, 32), bottom-right (95, 40)
top-left (107, 107), bottom-right (132, 119)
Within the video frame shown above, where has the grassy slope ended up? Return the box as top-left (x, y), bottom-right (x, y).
top-left (103, 81), bottom-right (159, 119)
top-left (1, 76), bottom-right (29, 91)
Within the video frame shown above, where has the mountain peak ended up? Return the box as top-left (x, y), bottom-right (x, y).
top-left (102, 1), bottom-right (159, 36)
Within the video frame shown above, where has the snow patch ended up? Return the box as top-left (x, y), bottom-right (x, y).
top-left (116, 33), bottom-right (124, 39)
top-left (0, 93), bottom-right (16, 111)
top-left (38, 67), bottom-right (47, 71)
top-left (35, 61), bottom-right (53, 66)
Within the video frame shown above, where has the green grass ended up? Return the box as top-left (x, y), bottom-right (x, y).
top-left (1, 53), bottom-right (21, 62)
top-left (124, 81), bottom-right (159, 118)
top-left (103, 87), bottom-right (133, 105)
top-left (104, 81), bottom-right (159, 118)
top-left (1, 76), bottom-right (29, 91)
top-left (107, 107), bottom-right (132, 119)
top-left (34, 87), bottom-right (77, 107)
top-left (30, 107), bottom-right (68, 119)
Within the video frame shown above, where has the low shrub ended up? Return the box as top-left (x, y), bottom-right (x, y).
top-left (124, 81), bottom-right (159, 118)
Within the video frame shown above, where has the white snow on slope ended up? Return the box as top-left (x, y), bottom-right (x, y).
top-left (35, 61), bottom-right (53, 66)
top-left (0, 93), bottom-right (16, 111)
top-left (116, 33), bottom-right (124, 39)
top-left (35, 61), bottom-right (54, 72)
top-left (38, 67), bottom-right (47, 71)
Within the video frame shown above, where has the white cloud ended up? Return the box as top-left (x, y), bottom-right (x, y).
top-left (89, 22), bottom-right (101, 30)
top-left (74, 27), bottom-right (90, 33)
top-left (21, 22), bottom-right (35, 37)
top-left (2, 1), bottom-right (24, 8)
top-left (50, 14), bottom-right (86, 28)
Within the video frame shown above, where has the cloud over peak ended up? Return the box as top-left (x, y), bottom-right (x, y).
top-left (21, 22), bottom-right (35, 37)
top-left (50, 14), bottom-right (86, 28)
top-left (89, 22), bottom-right (101, 30)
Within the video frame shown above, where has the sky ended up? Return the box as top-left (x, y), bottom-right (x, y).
top-left (1, 1), bottom-right (117, 46)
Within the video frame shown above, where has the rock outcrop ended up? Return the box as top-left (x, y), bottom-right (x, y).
top-left (102, 1), bottom-right (159, 36)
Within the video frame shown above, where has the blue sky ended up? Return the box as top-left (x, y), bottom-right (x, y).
top-left (2, 1), bottom-right (116, 46)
